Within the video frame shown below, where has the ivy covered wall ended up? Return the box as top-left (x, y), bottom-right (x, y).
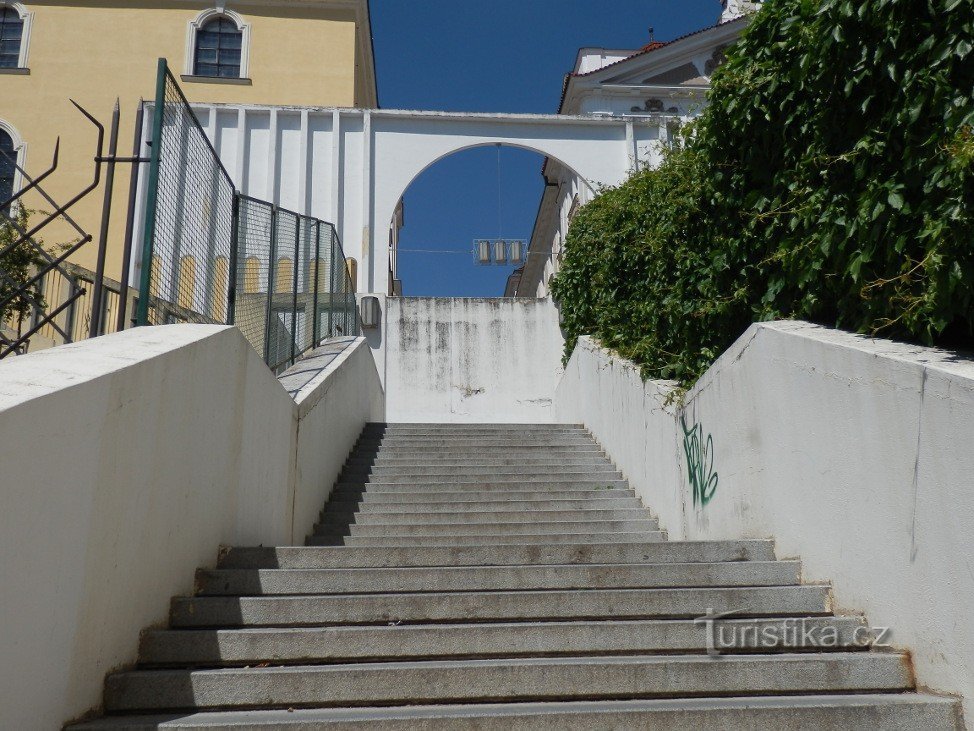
top-left (553, 0), bottom-right (974, 384)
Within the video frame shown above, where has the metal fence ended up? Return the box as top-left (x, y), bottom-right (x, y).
top-left (137, 58), bottom-right (357, 372)
top-left (0, 101), bottom-right (124, 359)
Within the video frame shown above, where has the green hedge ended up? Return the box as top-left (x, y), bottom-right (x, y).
top-left (552, 0), bottom-right (974, 385)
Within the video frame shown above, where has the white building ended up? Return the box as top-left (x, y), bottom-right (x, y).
top-left (508, 1), bottom-right (759, 298)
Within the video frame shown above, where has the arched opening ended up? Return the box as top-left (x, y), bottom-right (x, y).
top-left (210, 255), bottom-right (229, 322)
top-left (186, 8), bottom-right (250, 79)
top-left (0, 127), bottom-right (16, 211)
top-left (243, 256), bottom-right (260, 293)
top-left (275, 257), bottom-right (293, 294)
top-left (0, 6), bottom-right (24, 69)
top-left (177, 255), bottom-right (196, 310)
top-left (389, 143), bottom-right (590, 297)
top-left (0, 3), bottom-right (30, 70)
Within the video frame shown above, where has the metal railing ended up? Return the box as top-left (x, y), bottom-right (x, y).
top-left (138, 58), bottom-right (358, 373)
top-left (0, 102), bottom-right (115, 359)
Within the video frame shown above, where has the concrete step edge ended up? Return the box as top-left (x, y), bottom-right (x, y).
top-left (316, 510), bottom-right (656, 524)
top-left (103, 653), bottom-right (915, 712)
top-left (217, 541), bottom-right (778, 569)
top-left (194, 561), bottom-right (802, 596)
top-left (68, 694), bottom-right (965, 730)
top-left (316, 532), bottom-right (670, 547)
top-left (169, 585), bottom-right (832, 628)
top-left (138, 616), bottom-right (871, 665)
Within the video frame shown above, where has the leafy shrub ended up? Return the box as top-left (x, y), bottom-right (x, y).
top-left (1, 207), bottom-right (47, 326)
top-left (552, 0), bottom-right (974, 384)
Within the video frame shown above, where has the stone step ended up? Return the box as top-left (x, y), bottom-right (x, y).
top-left (357, 433), bottom-right (598, 443)
top-left (218, 541), bottom-right (778, 570)
top-left (355, 441), bottom-right (600, 451)
top-left (363, 422), bottom-right (587, 433)
top-left (362, 429), bottom-right (592, 436)
top-left (195, 561), bottom-right (801, 596)
top-left (352, 442), bottom-right (605, 459)
top-left (308, 532), bottom-right (669, 547)
top-left (335, 479), bottom-right (629, 491)
top-left (317, 520), bottom-right (659, 538)
top-left (337, 489), bottom-right (638, 505)
top-left (330, 482), bottom-right (630, 496)
top-left (315, 509), bottom-right (656, 528)
top-left (341, 465), bottom-right (624, 479)
top-left (139, 616), bottom-right (870, 667)
top-left (359, 427), bottom-right (593, 439)
top-left (103, 653), bottom-right (913, 712)
top-left (324, 497), bottom-right (645, 514)
top-left (340, 471), bottom-right (625, 485)
top-left (170, 585), bottom-right (832, 627)
top-left (346, 456), bottom-right (615, 467)
top-left (68, 694), bottom-right (965, 730)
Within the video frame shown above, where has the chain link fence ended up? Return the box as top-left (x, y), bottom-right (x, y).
top-left (137, 59), bottom-right (358, 372)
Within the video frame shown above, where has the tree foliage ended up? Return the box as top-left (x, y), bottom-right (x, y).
top-left (0, 208), bottom-right (47, 326)
top-left (552, 0), bottom-right (974, 384)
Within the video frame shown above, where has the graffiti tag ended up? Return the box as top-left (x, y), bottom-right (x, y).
top-left (681, 415), bottom-right (718, 507)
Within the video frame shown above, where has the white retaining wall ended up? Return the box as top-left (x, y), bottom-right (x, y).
top-left (384, 297), bottom-right (565, 423)
top-left (0, 326), bottom-right (383, 729)
top-left (290, 339), bottom-right (385, 542)
top-left (555, 323), bottom-right (974, 716)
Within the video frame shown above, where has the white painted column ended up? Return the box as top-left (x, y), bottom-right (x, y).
top-left (330, 110), bottom-right (341, 228)
top-left (234, 107), bottom-right (247, 189)
top-left (625, 118), bottom-right (639, 172)
top-left (361, 110), bottom-right (373, 294)
top-left (266, 109), bottom-right (278, 203)
top-left (297, 109), bottom-right (309, 213)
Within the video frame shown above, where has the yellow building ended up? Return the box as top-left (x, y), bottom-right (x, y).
top-left (0, 0), bottom-right (376, 343)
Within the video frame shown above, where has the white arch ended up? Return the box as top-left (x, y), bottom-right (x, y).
top-left (394, 141), bottom-right (596, 210)
top-left (0, 2), bottom-right (34, 69)
top-left (369, 111), bottom-right (635, 293)
top-left (184, 6), bottom-right (251, 79)
top-left (0, 117), bottom-right (27, 202)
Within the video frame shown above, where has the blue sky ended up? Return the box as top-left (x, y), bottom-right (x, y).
top-left (371, 0), bottom-right (723, 296)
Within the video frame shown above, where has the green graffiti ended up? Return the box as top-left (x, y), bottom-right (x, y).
top-left (681, 415), bottom-right (718, 507)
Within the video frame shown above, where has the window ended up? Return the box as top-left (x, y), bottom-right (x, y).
top-left (194, 16), bottom-right (243, 78)
top-left (0, 7), bottom-right (24, 69)
top-left (0, 128), bottom-right (16, 210)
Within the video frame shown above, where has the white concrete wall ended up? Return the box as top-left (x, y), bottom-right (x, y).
top-left (291, 337), bottom-right (385, 542)
top-left (555, 336), bottom-right (685, 534)
top-left (555, 323), bottom-right (974, 717)
top-left (0, 326), bottom-right (383, 729)
top-left (385, 297), bottom-right (565, 423)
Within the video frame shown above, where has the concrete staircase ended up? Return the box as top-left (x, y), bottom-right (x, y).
top-left (72, 423), bottom-right (962, 729)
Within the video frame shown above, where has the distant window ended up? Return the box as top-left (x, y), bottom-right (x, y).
top-left (0, 128), bottom-right (15, 210)
top-left (194, 17), bottom-right (242, 78)
top-left (0, 7), bottom-right (24, 69)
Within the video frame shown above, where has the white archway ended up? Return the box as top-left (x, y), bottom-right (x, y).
top-left (386, 141), bottom-right (587, 294)
top-left (365, 110), bottom-right (651, 295)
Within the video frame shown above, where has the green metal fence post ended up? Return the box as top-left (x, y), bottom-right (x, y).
top-left (311, 220), bottom-right (321, 346)
top-left (263, 204), bottom-right (279, 365)
top-left (135, 58), bottom-right (168, 326)
top-left (328, 228), bottom-right (337, 337)
top-left (226, 193), bottom-right (241, 325)
top-left (290, 215), bottom-right (300, 366)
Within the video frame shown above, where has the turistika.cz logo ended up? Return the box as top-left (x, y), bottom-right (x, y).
top-left (693, 609), bottom-right (892, 657)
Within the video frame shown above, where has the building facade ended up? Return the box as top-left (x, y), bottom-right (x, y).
top-left (0, 0), bottom-right (376, 345)
top-left (508, 1), bottom-right (757, 298)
